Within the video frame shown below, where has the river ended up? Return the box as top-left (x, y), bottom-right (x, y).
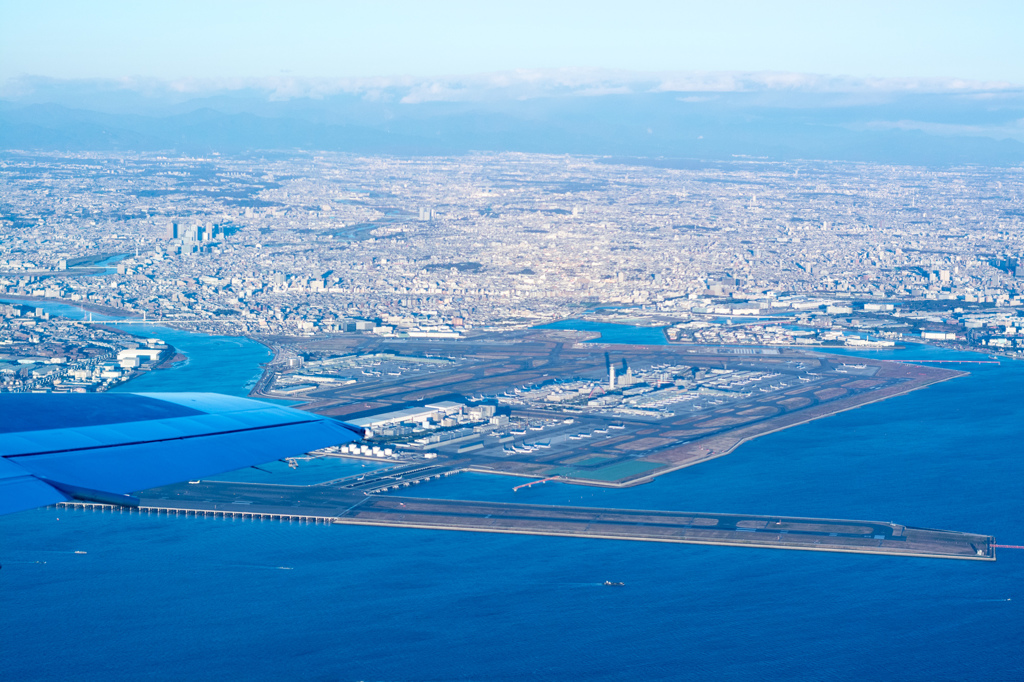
top-left (1, 298), bottom-right (271, 396)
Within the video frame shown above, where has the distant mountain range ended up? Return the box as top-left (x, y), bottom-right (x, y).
top-left (2, 72), bottom-right (1023, 165)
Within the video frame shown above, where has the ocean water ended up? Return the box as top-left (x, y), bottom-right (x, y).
top-left (1, 319), bottom-right (1022, 680)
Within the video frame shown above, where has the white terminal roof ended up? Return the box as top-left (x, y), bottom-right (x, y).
top-left (349, 406), bottom-right (441, 428)
top-left (425, 401), bottom-right (464, 412)
top-left (349, 401), bottom-right (466, 428)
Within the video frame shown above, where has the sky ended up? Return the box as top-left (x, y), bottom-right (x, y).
top-left (1, 0), bottom-right (1023, 86)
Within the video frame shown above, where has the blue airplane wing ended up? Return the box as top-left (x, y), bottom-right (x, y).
top-left (0, 392), bottom-right (363, 516)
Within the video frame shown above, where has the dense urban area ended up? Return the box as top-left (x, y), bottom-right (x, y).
top-left (2, 151), bottom-right (1024, 392)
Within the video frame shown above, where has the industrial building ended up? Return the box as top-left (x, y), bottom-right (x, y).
top-left (349, 400), bottom-right (467, 430)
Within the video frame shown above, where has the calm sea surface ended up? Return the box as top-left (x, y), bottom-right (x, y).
top-left (1, 316), bottom-right (1022, 680)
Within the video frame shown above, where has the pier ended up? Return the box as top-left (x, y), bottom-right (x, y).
top-left (56, 501), bottom-right (337, 524)
top-left (332, 463), bottom-right (467, 494)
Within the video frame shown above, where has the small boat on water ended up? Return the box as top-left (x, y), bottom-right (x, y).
top-left (603, 581), bottom-right (624, 586)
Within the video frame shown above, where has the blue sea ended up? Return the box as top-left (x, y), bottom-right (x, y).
top-left (1, 317), bottom-right (1022, 680)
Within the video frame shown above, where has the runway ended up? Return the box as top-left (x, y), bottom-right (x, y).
top-left (99, 478), bottom-right (998, 561)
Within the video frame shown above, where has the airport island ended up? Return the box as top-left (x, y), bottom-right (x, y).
top-left (53, 326), bottom-right (995, 560)
top-left (265, 330), bottom-right (966, 489)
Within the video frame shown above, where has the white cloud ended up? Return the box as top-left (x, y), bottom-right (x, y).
top-left (2, 69), bottom-right (1021, 105)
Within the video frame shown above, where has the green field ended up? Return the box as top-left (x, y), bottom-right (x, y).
top-left (547, 459), bottom-right (665, 481)
top-left (568, 456), bottom-right (615, 467)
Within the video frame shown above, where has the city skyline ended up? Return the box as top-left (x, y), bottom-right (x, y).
top-left (4, 150), bottom-right (1023, 395)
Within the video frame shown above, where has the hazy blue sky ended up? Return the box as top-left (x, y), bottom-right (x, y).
top-left (2, 0), bottom-right (1023, 85)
